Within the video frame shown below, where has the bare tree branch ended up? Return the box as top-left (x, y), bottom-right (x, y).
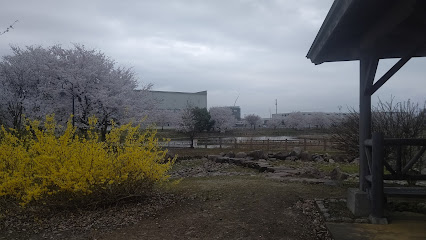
top-left (0, 20), bottom-right (18, 36)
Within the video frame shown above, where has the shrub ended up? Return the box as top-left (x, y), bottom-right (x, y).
top-left (0, 115), bottom-right (175, 207)
top-left (331, 99), bottom-right (425, 165)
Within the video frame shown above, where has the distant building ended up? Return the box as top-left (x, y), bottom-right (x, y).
top-left (272, 112), bottom-right (347, 129)
top-left (224, 106), bottom-right (241, 120)
top-left (149, 90), bottom-right (207, 111)
top-left (136, 90), bottom-right (207, 129)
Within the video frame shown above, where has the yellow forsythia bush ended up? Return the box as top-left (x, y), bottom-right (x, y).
top-left (0, 115), bottom-right (175, 206)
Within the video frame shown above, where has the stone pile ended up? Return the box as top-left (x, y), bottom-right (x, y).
top-left (215, 147), bottom-right (353, 164)
top-left (206, 148), bottom-right (359, 183)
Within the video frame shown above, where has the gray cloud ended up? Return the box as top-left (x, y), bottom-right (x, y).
top-left (1, 0), bottom-right (424, 117)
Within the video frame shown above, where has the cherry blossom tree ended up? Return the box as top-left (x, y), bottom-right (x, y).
top-left (0, 45), bottom-right (152, 139)
top-left (0, 46), bottom-right (58, 131)
top-left (245, 114), bottom-right (261, 129)
top-left (146, 110), bottom-right (180, 130)
top-left (177, 106), bottom-right (214, 148)
top-left (310, 112), bottom-right (333, 129)
top-left (285, 112), bottom-right (305, 129)
top-left (177, 106), bottom-right (197, 148)
top-left (209, 107), bottom-right (236, 132)
top-left (266, 118), bottom-right (282, 129)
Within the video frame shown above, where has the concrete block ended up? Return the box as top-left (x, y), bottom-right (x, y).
top-left (347, 188), bottom-right (370, 217)
top-left (369, 215), bottom-right (388, 224)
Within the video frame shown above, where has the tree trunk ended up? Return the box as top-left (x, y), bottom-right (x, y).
top-left (9, 102), bottom-right (23, 133)
top-left (101, 119), bottom-right (108, 142)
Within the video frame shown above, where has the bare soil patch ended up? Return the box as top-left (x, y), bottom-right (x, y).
top-left (1, 159), bottom-right (347, 240)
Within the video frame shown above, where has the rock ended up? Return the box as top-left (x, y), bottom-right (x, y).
top-left (290, 147), bottom-right (302, 157)
top-left (225, 151), bottom-right (235, 158)
top-left (355, 218), bottom-right (369, 224)
top-left (299, 151), bottom-right (311, 161)
top-left (268, 158), bottom-right (277, 161)
top-left (328, 159), bottom-right (335, 164)
top-left (421, 168), bottom-right (426, 175)
top-left (302, 167), bottom-right (324, 178)
top-left (329, 167), bottom-right (349, 180)
top-left (285, 156), bottom-right (297, 161)
top-left (341, 217), bottom-right (353, 223)
top-left (219, 152), bottom-right (226, 156)
top-left (232, 158), bottom-right (243, 165)
top-left (248, 150), bottom-right (267, 160)
top-left (274, 152), bottom-right (288, 160)
top-left (216, 157), bottom-right (230, 163)
top-left (235, 152), bottom-right (247, 158)
top-left (207, 155), bottom-right (219, 161)
top-left (352, 158), bottom-right (360, 165)
top-left (334, 155), bottom-right (346, 162)
top-left (418, 202), bottom-right (426, 212)
top-left (312, 153), bottom-right (325, 162)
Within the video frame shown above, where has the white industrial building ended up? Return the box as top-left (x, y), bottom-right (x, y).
top-left (149, 90), bottom-right (207, 111)
top-left (140, 90), bottom-right (208, 129)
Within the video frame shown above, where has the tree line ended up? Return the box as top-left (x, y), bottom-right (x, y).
top-left (0, 45), bottom-right (241, 141)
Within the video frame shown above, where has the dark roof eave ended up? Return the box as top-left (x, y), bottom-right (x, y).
top-left (306, 0), bottom-right (357, 65)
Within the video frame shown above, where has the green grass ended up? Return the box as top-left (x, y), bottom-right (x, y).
top-left (170, 158), bottom-right (208, 172)
top-left (270, 160), bottom-right (359, 175)
top-left (316, 163), bottom-right (359, 174)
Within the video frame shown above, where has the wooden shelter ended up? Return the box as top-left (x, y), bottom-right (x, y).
top-left (307, 0), bottom-right (426, 223)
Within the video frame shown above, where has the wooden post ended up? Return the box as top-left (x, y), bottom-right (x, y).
top-left (219, 137), bottom-right (222, 149)
top-left (285, 139), bottom-right (288, 151)
top-left (304, 138), bottom-right (307, 151)
top-left (371, 132), bottom-right (385, 220)
top-left (323, 138), bottom-right (327, 151)
top-left (396, 145), bottom-right (402, 175)
top-left (234, 138), bottom-right (237, 149)
top-left (205, 138), bottom-right (208, 149)
top-left (359, 56), bottom-right (379, 191)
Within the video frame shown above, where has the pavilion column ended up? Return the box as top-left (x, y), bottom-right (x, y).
top-left (359, 55), bottom-right (378, 191)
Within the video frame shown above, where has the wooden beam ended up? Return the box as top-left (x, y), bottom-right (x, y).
top-left (365, 37), bottom-right (426, 96)
top-left (365, 55), bottom-right (412, 96)
top-left (384, 138), bottom-right (426, 146)
top-left (360, 0), bottom-right (415, 50)
top-left (383, 161), bottom-right (396, 176)
top-left (402, 146), bottom-right (426, 174)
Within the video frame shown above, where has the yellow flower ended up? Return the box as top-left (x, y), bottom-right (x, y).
top-left (0, 115), bottom-right (176, 206)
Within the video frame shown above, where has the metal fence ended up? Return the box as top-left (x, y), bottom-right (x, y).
top-left (162, 137), bottom-right (336, 151)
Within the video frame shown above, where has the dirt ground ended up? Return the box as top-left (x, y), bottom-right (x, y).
top-left (1, 159), bottom-right (348, 240)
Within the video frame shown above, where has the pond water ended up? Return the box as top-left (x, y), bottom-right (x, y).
top-left (163, 136), bottom-right (298, 148)
top-left (229, 136), bottom-right (296, 142)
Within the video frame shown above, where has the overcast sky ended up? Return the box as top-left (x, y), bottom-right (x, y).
top-left (1, 0), bottom-right (425, 118)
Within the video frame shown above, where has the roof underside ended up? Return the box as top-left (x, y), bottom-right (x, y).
top-left (307, 0), bottom-right (426, 64)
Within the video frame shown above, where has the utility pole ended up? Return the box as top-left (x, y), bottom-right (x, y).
top-left (275, 99), bottom-right (277, 114)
